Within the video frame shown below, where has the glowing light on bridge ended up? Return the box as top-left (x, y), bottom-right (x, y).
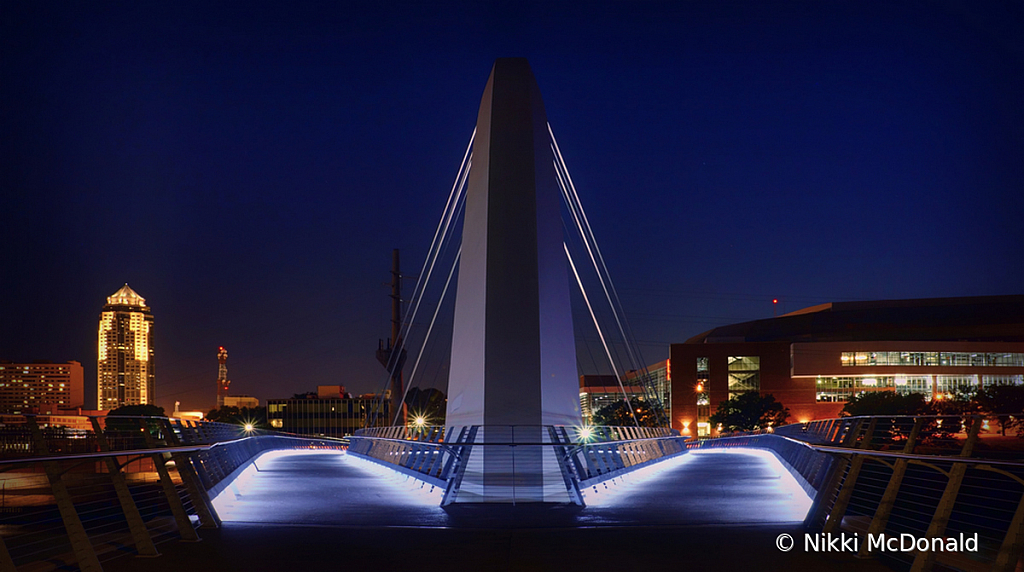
top-left (210, 449), bottom-right (445, 523)
top-left (583, 448), bottom-right (814, 523)
top-left (576, 425), bottom-right (595, 442)
top-left (345, 454), bottom-right (445, 506)
top-left (582, 453), bottom-right (696, 506)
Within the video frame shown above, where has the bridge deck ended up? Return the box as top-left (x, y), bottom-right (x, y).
top-left (103, 448), bottom-right (888, 571)
top-left (210, 447), bottom-right (812, 527)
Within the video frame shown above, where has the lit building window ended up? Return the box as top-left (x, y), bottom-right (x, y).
top-left (727, 356), bottom-right (759, 400)
top-left (695, 357), bottom-right (710, 436)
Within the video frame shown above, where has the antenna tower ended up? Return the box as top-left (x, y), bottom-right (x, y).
top-left (216, 346), bottom-right (230, 409)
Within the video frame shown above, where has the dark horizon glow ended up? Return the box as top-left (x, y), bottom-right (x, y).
top-left (2, 1), bottom-right (1021, 413)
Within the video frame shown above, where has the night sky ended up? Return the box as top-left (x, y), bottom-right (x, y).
top-left (2, 1), bottom-right (1021, 414)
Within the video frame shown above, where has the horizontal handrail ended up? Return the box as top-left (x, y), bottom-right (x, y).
top-left (809, 443), bottom-right (1024, 467)
top-left (0, 433), bottom-right (342, 466)
top-left (0, 443), bottom-right (213, 466)
top-left (691, 432), bottom-right (1024, 467)
top-left (348, 434), bottom-right (685, 447)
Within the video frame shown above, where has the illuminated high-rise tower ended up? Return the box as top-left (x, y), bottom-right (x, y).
top-left (97, 284), bottom-right (155, 410)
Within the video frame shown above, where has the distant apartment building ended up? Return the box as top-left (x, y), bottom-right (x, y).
top-left (97, 284), bottom-right (155, 410)
top-left (267, 386), bottom-right (390, 438)
top-left (0, 361), bottom-right (85, 414)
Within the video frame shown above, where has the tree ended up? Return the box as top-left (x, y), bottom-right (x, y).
top-left (107, 404), bottom-right (165, 417)
top-left (974, 385), bottom-right (1024, 436)
top-left (593, 397), bottom-right (664, 427)
top-left (105, 404), bottom-right (166, 433)
top-left (930, 388), bottom-right (979, 417)
top-left (403, 387), bottom-right (446, 426)
top-left (709, 392), bottom-right (789, 433)
top-left (206, 406), bottom-right (268, 428)
top-left (840, 392), bottom-right (930, 417)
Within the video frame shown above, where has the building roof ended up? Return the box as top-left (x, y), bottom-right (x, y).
top-left (106, 283), bottom-right (146, 307)
top-left (685, 295), bottom-right (1024, 344)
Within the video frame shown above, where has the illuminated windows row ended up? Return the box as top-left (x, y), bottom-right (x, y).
top-left (840, 352), bottom-right (1024, 367)
top-left (815, 374), bottom-right (1023, 402)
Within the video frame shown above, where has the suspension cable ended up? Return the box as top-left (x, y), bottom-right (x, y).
top-left (392, 245), bottom-right (462, 426)
top-left (552, 125), bottom-right (665, 425)
top-left (565, 243), bottom-right (639, 427)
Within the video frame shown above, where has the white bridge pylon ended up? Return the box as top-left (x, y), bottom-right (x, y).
top-left (389, 58), bottom-right (659, 502)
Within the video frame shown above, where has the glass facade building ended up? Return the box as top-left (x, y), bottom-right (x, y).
top-left (669, 296), bottom-right (1024, 435)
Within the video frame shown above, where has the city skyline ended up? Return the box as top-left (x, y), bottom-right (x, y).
top-left (2, 1), bottom-right (1021, 413)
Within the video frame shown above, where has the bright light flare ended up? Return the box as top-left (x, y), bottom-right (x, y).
top-left (577, 425), bottom-right (594, 442)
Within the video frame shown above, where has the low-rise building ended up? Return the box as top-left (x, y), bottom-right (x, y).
top-left (670, 296), bottom-right (1024, 437)
top-left (267, 386), bottom-right (390, 438)
top-left (579, 375), bottom-right (646, 425)
top-left (223, 395), bottom-right (259, 409)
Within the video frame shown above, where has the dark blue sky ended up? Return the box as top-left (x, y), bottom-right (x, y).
top-left (2, 1), bottom-right (1021, 412)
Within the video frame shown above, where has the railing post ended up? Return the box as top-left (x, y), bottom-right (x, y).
top-left (993, 485), bottom-right (1024, 572)
top-left (0, 533), bottom-right (16, 572)
top-left (27, 416), bottom-right (104, 572)
top-left (441, 426), bottom-right (477, 506)
top-left (90, 418), bottom-right (160, 558)
top-left (139, 419), bottom-right (200, 542)
top-left (822, 418), bottom-right (877, 535)
top-left (548, 427), bottom-right (584, 506)
top-left (910, 415), bottom-right (982, 572)
top-left (858, 416), bottom-right (924, 557)
top-left (159, 419), bottom-right (220, 529)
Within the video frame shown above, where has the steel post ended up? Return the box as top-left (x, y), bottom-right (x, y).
top-left (159, 419), bottom-right (220, 529)
top-left (0, 533), bottom-right (16, 572)
top-left (28, 417), bottom-right (104, 572)
top-left (993, 484), bottom-right (1024, 572)
top-left (139, 420), bottom-right (201, 542)
top-left (89, 418), bottom-right (160, 557)
top-left (910, 416), bottom-right (982, 572)
top-left (859, 417), bottom-right (924, 557)
top-left (822, 418), bottom-right (877, 535)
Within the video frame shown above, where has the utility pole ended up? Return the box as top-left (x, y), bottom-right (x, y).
top-left (376, 249), bottom-right (407, 426)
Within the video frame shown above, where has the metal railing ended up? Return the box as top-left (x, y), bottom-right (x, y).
top-left (347, 424), bottom-right (685, 505)
top-left (692, 414), bottom-right (1024, 572)
top-left (0, 414), bottom-right (343, 572)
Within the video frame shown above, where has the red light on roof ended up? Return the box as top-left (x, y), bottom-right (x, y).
top-left (772, 299), bottom-right (778, 304)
